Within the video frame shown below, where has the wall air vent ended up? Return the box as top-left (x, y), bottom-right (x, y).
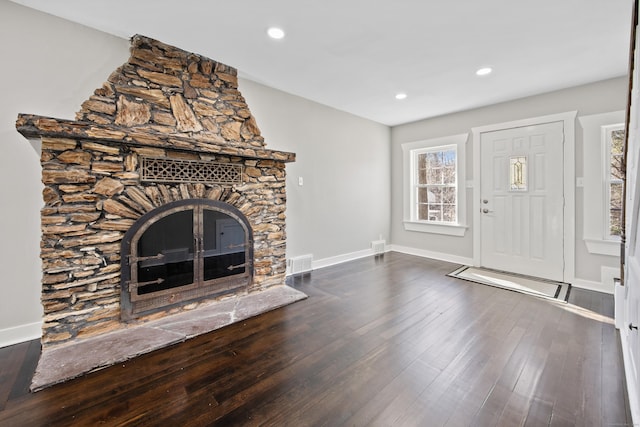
top-left (140, 156), bottom-right (243, 185)
top-left (371, 240), bottom-right (386, 255)
top-left (288, 254), bottom-right (313, 275)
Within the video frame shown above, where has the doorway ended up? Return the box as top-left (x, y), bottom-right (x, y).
top-left (472, 112), bottom-right (577, 283)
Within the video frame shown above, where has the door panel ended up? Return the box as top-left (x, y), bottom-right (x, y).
top-left (480, 121), bottom-right (564, 281)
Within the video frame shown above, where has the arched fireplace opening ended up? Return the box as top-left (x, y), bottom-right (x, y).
top-left (120, 199), bottom-right (253, 320)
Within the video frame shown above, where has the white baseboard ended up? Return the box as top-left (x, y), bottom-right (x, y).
top-left (312, 247), bottom-right (383, 271)
top-left (289, 245), bottom-right (617, 299)
top-left (571, 278), bottom-right (614, 294)
top-left (614, 281), bottom-right (625, 330)
top-left (388, 244), bottom-right (473, 266)
top-left (620, 329), bottom-right (640, 426)
top-left (0, 321), bottom-right (41, 348)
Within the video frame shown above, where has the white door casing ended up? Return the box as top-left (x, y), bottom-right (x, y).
top-left (622, 3), bottom-right (640, 422)
top-left (479, 122), bottom-right (564, 281)
top-left (472, 111), bottom-right (577, 284)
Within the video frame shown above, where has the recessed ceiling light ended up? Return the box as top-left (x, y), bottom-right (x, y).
top-left (395, 93), bottom-right (407, 100)
top-left (476, 67), bottom-right (493, 76)
top-left (267, 27), bottom-right (285, 40)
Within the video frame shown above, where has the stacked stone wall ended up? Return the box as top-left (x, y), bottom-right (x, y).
top-left (39, 138), bottom-right (287, 345)
top-left (17, 35), bottom-right (294, 347)
top-left (77, 34), bottom-right (265, 150)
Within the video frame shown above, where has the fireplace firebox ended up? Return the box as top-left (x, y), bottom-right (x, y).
top-left (121, 199), bottom-right (253, 320)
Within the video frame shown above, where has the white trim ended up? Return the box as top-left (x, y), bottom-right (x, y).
top-left (602, 123), bottom-right (625, 240)
top-left (388, 244), bottom-right (474, 266)
top-left (402, 133), bottom-right (469, 234)
top-left (311, 247), bottom-right (385, 271)
top-left (289, 245), bottom-right (471, 276)
top-left (624, 256), bottom-right (640, 427)
top-left (471, 111), bottom-right (577, 284)
top-left (578, 112), bottom-right (625, 247)
top-left (571, 278), bottom-right (614, 294)
top-left (0, 321), bottom-right (41, 348)
top-left (601, 266), bottom-right (621, 289)
top-left (584, 238), bottom-right (621, 257)
top-left (615, 280), bottom-right (624, 330)
top-left (403, 221), bottom-right (467, 236)
top-left (621, 328), bottom-right (640, 426)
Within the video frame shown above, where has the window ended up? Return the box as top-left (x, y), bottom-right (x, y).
top-left (402, 133), bottom-right (468, 236)
top-left (578, 111), bottom-right (624, 257)
top-left (604, 124), bottom-right (624, 240)
top-left (414, 146), bottom-right (457, 223)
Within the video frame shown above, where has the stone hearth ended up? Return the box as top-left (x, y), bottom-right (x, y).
top-left (16, 35), bottom-right (306, 390)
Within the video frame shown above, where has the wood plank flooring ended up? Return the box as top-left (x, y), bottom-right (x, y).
top-left (0, 252), bottom-right (632, 426)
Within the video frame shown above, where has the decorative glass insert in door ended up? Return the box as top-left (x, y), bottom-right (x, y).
top-left (509, 156), bottom-right (527, 191)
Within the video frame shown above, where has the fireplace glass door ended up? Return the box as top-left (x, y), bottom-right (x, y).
top-left (122, 200), bottom-right (253, 319)
top-left (203, 209), bottom-right (246, 281)
top-left (137, 210), bottom-right (195, 295)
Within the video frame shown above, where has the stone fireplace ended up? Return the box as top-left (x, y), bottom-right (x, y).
top-left (16, 35), bottom-right (306, 390)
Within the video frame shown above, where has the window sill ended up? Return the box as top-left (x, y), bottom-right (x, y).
top-left (584, 238), bottom-right (621, 257)
top-left (403, 221), bottom-right (467, 236)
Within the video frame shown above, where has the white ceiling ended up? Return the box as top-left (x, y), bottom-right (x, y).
top-left (11, 0), bottom-right (634, 126)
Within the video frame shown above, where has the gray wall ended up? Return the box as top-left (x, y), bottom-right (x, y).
top-left (390, 77), bottom-right (628, 284)
top-left (239, 79), bottom-right (391, 261)
top-left (0, 0), bottom-right (625, 346)
top-left (0, 1), bottom-right (391, 346)
top-left (0, 0), bottom-right (130, 346)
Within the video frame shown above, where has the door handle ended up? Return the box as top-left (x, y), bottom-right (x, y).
top-left (482, 208), bottom-right (493, 214)
top-left (630, 323), bottom-right (638, 331)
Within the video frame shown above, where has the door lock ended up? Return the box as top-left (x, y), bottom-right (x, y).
top-left (482, 199), bottom-right (489, 204)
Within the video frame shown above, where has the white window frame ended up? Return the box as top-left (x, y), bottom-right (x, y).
top-left (402, 133), bottom-right (468, 236)
top-left (578, 111), bottom-right (623, 257)
top-left (602, 123), bottom-right (624, 242)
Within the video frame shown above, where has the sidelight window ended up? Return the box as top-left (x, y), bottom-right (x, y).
top-left (604, 124), bottom-right (624, 239)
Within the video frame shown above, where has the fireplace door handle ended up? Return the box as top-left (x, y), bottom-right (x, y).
top-left (128, 278), bottom-right (164, 292)
top-left (128, 253), bottom-right (164, 264)
top-left (195, 237), bottom-right (204, 254)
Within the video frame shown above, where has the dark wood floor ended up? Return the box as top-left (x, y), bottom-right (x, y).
top-left (0, 253), bottom-right (632, 426)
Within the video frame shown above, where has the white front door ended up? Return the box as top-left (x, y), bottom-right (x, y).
top-left (480, 121), bottom-right (565, 281)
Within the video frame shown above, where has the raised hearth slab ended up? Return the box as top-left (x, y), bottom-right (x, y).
top-left (31, 285), bottom-right (307, 391)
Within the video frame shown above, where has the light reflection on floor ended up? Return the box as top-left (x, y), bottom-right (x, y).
top-left (551, 300), bottom-right (615, 325)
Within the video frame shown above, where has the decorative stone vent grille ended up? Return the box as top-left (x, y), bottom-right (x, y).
top-left (140, 156), bottom-right (243, 185)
